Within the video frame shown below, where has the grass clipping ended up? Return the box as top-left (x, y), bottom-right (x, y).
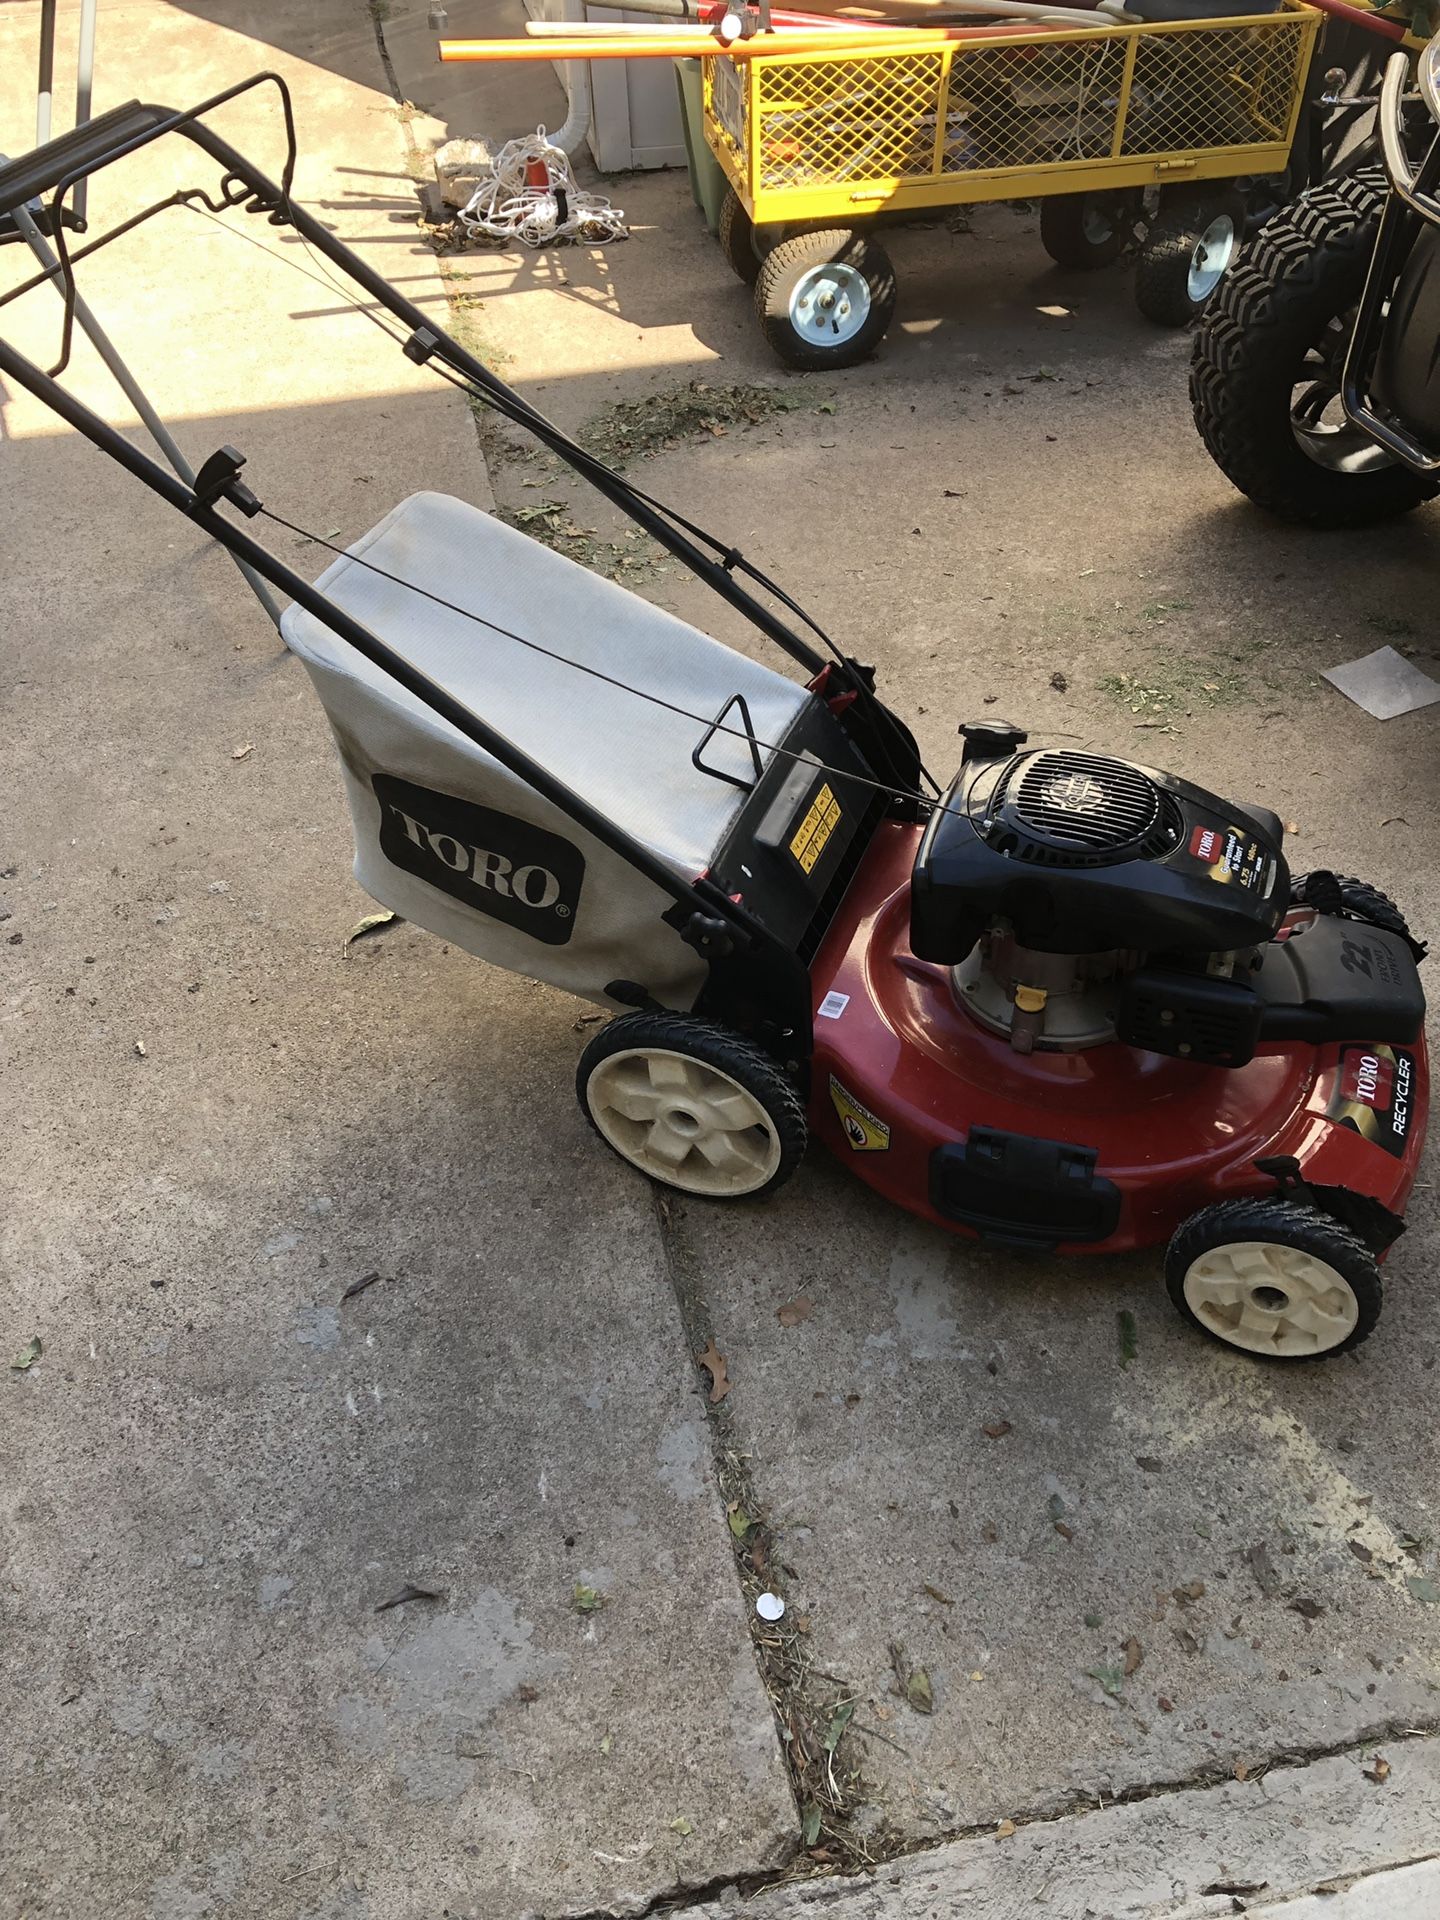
top-left (580, 380), bottom-right (812, 468)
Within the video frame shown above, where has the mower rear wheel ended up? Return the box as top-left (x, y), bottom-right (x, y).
top-left (755, 228), bottom-right (896, 370)
top-left (1165, 1198), bottom-right (1381, 1360)
top-left (577, 1012), bottom-right (806, 1200)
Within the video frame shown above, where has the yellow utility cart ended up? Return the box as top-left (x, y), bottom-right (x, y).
top-left (702, 0), bottom-right (1324, 363)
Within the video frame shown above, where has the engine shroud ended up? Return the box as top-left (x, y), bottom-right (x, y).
top-left (910, 745), bottom-right (1289, 964)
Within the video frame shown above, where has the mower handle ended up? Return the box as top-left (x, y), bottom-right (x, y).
top-left (0, 100), bottom-right (167, 217)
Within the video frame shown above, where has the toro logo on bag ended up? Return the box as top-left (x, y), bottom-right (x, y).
top-left (373, 775), bottom-right (583, 947)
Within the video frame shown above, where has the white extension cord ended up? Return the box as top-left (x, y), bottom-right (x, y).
top-left (456, 129), bottom-right (628, 247)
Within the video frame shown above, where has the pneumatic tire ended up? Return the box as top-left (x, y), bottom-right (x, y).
top-left (577, 1012), bottom-right (807, 1200)
top-left (755, 228), bottom-right (896, 370)
top-left (1190, 168), bottom-right (1439, 526)
top-left (1166, 1197), bottom-right (1382, 1359)
top-left (1135, 192), bottom-right (1245, 326)
top-left (1039, 192), bottom-right (1129, 270)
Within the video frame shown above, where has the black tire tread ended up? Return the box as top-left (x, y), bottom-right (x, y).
top-left (1039, 193), bottom-right (1124, 271)
top-left (1190, 168), bottom-right (1438, 526)
top-left (718, 187), bottom-right (761, 285)
top-left (1165, 1196), bottom-right (1382, 1360)
top-left (1135, 193), bottom-right (1243, 328)
top-left (576, 1010), bottom-right (807, 1201)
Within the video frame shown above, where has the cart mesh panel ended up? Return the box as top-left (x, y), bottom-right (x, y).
top-left (708, 55), bottom-right (747, 164)
top-left (1121, 19), bottom-right (1308, 154)
top-left (754, 53), bottom-right (948, 190)
top-left (943, 39), bottom-right (1127, 172)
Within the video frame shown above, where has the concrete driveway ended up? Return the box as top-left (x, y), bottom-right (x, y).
top-left (3, 3), bottom-right (1439, 1918)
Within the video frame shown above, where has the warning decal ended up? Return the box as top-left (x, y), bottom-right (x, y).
top-left (790, 783), bottom-right (842, 876)
top-left (829, 1076), bottom-right (891, 1153)
top-left (1186, 821), bottom-right (1272, 895)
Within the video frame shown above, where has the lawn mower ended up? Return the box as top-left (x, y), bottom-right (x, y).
top-left (0, 79), bottom-right (1429, 1360)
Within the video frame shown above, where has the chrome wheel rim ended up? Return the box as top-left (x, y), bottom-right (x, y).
top-left (788, 261), bottom-right (871, 347)
top-left (587, 1047), bottom-right (781, 1196)
top-left (1187, 214), bottom-right (1237, 304)
top-left (1291, 310), bottom-right (1398, 474)
top-left (1182, 1240), bottom-right (1360, 1357)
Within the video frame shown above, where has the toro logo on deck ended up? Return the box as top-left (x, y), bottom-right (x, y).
top-left (1341, 1050), bottom-right (1396, 1111)
top-left (373, 775), bottom-right (583, 947)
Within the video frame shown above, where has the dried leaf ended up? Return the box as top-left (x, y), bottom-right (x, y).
top-left (1407, 1575), bottom-right (1440, 1604)
top-left (341, 1270), bottom-right (383, 1303)
top-left (697, 1338), bottom-right (731, 1403)
top-left (1135, 1455), bottom-right (1163, 1473)
top-left (668, 1816), bottom-right (693, 1837)
top-left (982, 1420), bottom-right (1012, 1439)
top-left (923, 1583), bottom-right (955, 1606)
top-left (599, 1730), bottom-right (613, 1756)
top-left (1117, 1309), bottom-right (1139, 1368)
top-left (1123, 1636), bottom-right (1143, 1676)
top-left (1348, 1540), bottom-right (1374, 1564)
top-left (801, 1801), bottom-right (823, 1847)
top-left (905, 1668), bottom-right (934, 1714)
top-left (995, 1818), bottom-right (1017, 1838)
top-left (573, 1583), bottom-right (607, 1613)
top-left (1365, 1756), bottom-right (1391, 1784)
top-left (345, 909), bottom-right (401, 948)
top-left (1289, 1595), bottom-right (1325, 1620)
top-left (1087, 1663), bottom-right (1125, 1698)
top-left (10, 1336), bottom-right (42, 1371)
top-left (776, 1296), bottom-right (813, 1327)
top-left (728, 1506), bottom-right (755, 1540)
top-left (231, 742), bottom-right (255, 761)
top-left (375, 1583), bottom-right (443, 1612)
top-left (823, 1701), bottom-right (855, 1753)
top-left (1201, 1882), bottom-right (1268, 1898)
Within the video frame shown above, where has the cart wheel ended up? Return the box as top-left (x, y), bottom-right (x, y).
top-left (577, 1012), bottom-right (807, 1200)
top-left (1135, 194), bottom-right (1244, 327)
top-left (1039, 193), bottom-right (1129, 271)
top-left (755, 228), bottom-right (896, 371)
top-left (1191, 169), bottom-right (1438, 526)
top-left (718, 188), bottom-right (765, 285)
top-left (1165, 1198), bottom-right (1381, 1360)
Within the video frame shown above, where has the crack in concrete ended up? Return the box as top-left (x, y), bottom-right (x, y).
top-left (561, 1723), bottom-right (1440, 1920)
top-left (649, 1188), bottom-right (882, 1876)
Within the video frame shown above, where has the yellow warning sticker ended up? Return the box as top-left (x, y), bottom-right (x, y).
top-left (789, 782), bottom-right (842, 876)
top-left (829, 1075), bottom-right (891, 1153)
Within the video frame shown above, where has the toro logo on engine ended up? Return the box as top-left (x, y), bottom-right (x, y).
top-left (373, 774), bottom-right (584, 947)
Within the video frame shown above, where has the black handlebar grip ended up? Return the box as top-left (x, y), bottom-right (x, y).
top-left (0, 101), bottom-right (169, 216)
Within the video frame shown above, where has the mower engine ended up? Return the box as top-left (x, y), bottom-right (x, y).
top-left (910, 726), bottom-right (1291, 1066)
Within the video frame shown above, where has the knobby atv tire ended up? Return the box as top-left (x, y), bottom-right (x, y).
top-left (1166, 1197), bottom-right (1382, 1359)
top-left (576, 1011), bottom-right (808, 1201)
top-left (755, 228), bottom-right (896, 370)
top-left (1190, 168), bottom-right (1439, 526)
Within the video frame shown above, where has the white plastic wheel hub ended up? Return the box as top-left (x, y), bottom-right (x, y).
top-left (1187, 215), bottom-right (1237, 304)
top-left (1082, 204), bottom-right (1115, 246)
top-left (1182, 1239), bottom-right (1360, 1357)
top-left (788, 261), bottom-right (871, 347)
top-left (586, 1047), bottom-right (782, 1196)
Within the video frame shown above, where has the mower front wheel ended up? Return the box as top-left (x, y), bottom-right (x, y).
top-left (1165, 1197), bottom-right (1381, 1360)
top-left (756, 228), bottom-right (896, 370)
top-left (577, 1011), bottom-right (807, 1200)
